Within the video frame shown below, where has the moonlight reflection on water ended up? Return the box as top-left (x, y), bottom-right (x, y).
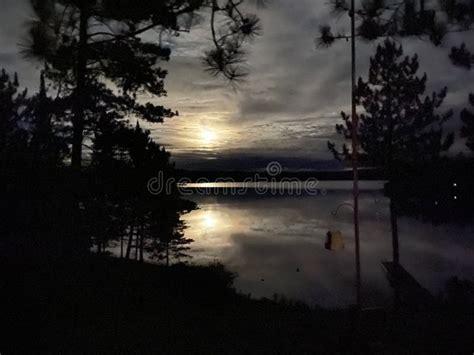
top-left (182, 184), bottom-right (474, 308)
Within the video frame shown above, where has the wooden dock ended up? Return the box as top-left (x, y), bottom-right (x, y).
top-left (382, 261), bottom-right (434, 310)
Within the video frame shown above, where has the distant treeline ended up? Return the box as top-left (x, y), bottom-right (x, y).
top-left (177, 157), bottom-right (474, 224)
top-left (177, 158), bottom-right (474, 184)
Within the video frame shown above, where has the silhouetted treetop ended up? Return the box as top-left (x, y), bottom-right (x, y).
top-left (450, 43), bottom-right (474, 70)
top-left (24, 0), bottom-right (261, 169)
top-left (318, 0), bottom-right (474, 68)
top-left (0, 70), bottom-right (29, 170)
top-left (328, 39), bottom-right (454, 175)
top-left (461, 94), bottom-right (474, 151)
top-left (24, 0), bottom-right (261, 83)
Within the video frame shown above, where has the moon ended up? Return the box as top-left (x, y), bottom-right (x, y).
top-left (201, 128), bottom-right (217, 145)
top-left (203, 212), bottom-right (217, 229)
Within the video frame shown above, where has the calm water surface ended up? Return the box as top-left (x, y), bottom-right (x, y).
top-left (182, 181), bottom-right (474, 308)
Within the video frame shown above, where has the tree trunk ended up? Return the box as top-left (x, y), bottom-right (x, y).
top-left (390, 198), bottom-right (402, 310)
top-left (71, 6), bottom-right (89, 171)
top-left (139, 224), bottom-right (144, 262)
top-left (125, 224), bottom-right (134, 259)
top-left (390, 198), bottom-right (400, 266)
top-left (134, 229), bottom-right (139, 261)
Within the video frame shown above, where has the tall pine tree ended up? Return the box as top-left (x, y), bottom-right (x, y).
top-left (24, 0), bottom-right (261, 170)
top-left (329, 39), bottom-right (453, 266)
top-left (329, 40), bottom-right (454, 173)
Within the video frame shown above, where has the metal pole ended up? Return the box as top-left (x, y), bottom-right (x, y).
top-left (350, 0), bottom-right (361, 310)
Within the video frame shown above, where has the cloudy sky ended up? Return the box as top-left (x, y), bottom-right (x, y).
top-left (1, 0), bottom-right (473, 170)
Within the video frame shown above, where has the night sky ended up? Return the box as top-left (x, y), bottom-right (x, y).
top-left (1, 0), bottom-right (473, 170)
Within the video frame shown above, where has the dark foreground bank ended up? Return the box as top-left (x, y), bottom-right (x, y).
top-left (1, 256), bottom-right (473, 354)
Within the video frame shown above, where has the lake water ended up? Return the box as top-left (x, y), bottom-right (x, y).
top-left (181, 181), bottom-right (474, 309)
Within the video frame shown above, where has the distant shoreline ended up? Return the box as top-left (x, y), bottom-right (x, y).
top-left (176, 168), bottom-right (383, 182)
top-left (179, 180), bottom-right (386, 191)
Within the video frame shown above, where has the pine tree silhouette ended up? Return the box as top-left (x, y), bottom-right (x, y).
top-left (328, 40), bottom-right (453, 266)
top-left (461, 94), bottom-right (474, 151)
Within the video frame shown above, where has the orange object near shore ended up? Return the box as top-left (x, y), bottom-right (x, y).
top-left (325, 230), bottom-right (345, 251)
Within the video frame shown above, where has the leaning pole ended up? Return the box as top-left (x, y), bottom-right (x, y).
top-left (350, 0), bottom-right (361, 311)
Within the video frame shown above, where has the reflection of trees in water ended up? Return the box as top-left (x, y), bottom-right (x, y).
top-left (83, 122), bottom-right (197, 264)
top-left (329, 40), bottom-right (455, 285)
top-left (9, 0), bottom-right (260, 261)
